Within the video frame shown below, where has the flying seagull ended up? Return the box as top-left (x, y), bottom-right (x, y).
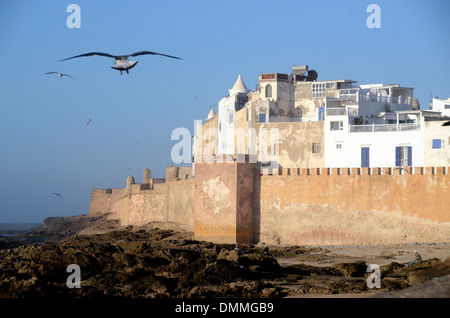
top-left (52, 192), bottom-right (62, 198)
top-left (86, 119), bottom-right (92, 125)
top-left (45, 72), bottom-right (76, 80)
top-left (58, 51), bottom-right (182, 75)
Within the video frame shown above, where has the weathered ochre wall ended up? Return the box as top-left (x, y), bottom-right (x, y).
top-left (193, 162), bottom-right (238, 243)
top-left (193, 159), bottom-right (258, 244)
top-left (256, 167), bottom-right (450, 245)
top-left (90, 178), bottom-right (194, 230)
top-left (257, 121), bottom-right (324, 168)
top-left (88, 188), bottom-right (122, 217)
top-left (88, 189), bottom-right (111, 217)
top-left (111, 184), bottom-right (167, 226)
top-left (166, 179), bottom-right (194, 228)
top-left (89, 163), bottom-right (450, 246)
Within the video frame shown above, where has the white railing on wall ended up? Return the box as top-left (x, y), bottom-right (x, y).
top-left (326, 108), bottom-right (358, 116)
top-left (349, 123), bottom-right (420, 133)
top-left (359, 94), bottom-right (412, 105)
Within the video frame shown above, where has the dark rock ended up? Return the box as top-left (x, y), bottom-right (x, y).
top-left (334, 261), bottom-right (367, 277)
top-left (1, 217), bottom-right (449, 298)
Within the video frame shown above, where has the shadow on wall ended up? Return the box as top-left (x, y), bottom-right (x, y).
top-left (253, 171), bottom-right (261, 244)
top-left (251, 161), bottom-right (281, 244)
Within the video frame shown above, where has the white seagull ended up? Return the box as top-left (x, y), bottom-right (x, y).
top-left (45, 72), bottom-right (76, 80)
top-left (58, 51), bottom-right (182, 75)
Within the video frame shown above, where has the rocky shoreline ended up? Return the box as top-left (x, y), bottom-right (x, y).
top-left (0, 215), bottom-right (449, 298)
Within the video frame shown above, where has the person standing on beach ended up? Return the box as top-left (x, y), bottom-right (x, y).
top-left (406, 251), bottom-right (422, 267)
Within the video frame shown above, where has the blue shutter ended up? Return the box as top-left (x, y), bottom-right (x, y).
top-left (259, 114), bottom-right (266, 123)
top-left (318, 107), bottom-right (324, 121)
top-left (395, 147), bottom-right (401, 167)
top-left (361, 147), bottom-right (370, 167)
top-left (407, 146), bottom-right (412, 166)
top-left (432, 139), bottom-right (441, 149)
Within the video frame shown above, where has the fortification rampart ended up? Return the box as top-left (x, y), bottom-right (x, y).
top-left (89, 167), bottom-right (194, 230)
top-left (256, 166), bottom-right (450, 245)
top-left (89, 163), bottom-right (450, 245)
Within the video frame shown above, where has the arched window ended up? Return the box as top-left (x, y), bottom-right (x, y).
top-left (265, 84), bottom-right (272, 98)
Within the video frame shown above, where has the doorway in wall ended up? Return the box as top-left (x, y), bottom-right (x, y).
top-left (361, 147), bottom-right (370, 167)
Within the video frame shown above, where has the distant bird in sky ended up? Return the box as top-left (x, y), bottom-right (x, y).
top-left (52, 192), bottom-right (62, 198)
top-left (58, 51), bottom-right (182, 75)
top-left (86, 119), bottom-right (92, 125)
top-left (45, 72), bottom-right (76, 80)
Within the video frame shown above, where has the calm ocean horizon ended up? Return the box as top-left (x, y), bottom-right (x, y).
top-left (0, 223), bottom-right (40, 232)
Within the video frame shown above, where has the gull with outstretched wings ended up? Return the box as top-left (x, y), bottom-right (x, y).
top-left (45, 72), bottom-right (76, 80)
top-left (59, 51), bottom-right (182, 75)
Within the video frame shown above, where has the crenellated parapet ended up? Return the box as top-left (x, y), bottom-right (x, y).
top-left (259, 166), bottom-right (449, 176)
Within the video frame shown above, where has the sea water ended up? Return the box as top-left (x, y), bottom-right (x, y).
top-left (0, 223), bottom-right (40, 236)
top-left (0, 223), bottom-right (39, 231)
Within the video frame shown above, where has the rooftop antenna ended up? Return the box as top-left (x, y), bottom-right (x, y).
top-left (429, 92), bottom-right (432, 110)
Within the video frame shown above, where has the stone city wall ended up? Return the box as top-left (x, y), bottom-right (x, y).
top-left (89, 164), bottom-right (450, 246)
top-left (256, 167), bottom-right (450, 245)
top-left (89, 167), bottom-right (194, 230)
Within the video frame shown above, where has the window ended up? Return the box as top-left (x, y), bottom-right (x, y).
top-left (265, 84), bottom-right (272, 98)
top-left (312, 82), bottom-right (334, 98)
top-left (445, 104), bottom-right (450, 109)
top-left (432, 139), bottom-right (441, 149)
top-left (228, 110), bottom-right (233, 124)
top-left (395, 146), bottom-right (412, 167)
top-left (311, 83), bottom-right (325, 98)
top-left (312, 143), bottom-right (321, 153)
top-left (259, 113), bottom-right (266, 123)
top-left (273, 143), bottom-right (281, 155)
top-left (330, 121), bottom-right (343, 131)
top-left (336, 143), bottom-right (342, 149)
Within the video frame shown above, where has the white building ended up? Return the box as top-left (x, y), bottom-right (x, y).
top-left (217, 75), bottom-right (250, 155)
top-left (324, 109), bottom-right (449, 168)
top-left (430, 97), bottom-right (450, 117)
top-left (194, 66), bottom-right (450, 169)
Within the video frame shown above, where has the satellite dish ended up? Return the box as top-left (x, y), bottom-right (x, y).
top-left (308, 70), bottom-right (318, 81)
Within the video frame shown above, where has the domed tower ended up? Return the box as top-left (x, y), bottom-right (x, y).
top-left (229, 74), bottom-right (250, 96)
top-left (206, 108), bottom-right (216, 121)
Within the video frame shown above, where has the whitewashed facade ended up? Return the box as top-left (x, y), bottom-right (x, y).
top-left (324, 109), bottom-right (449, 168)
top-left (195, 66), bottom-right (450, 169)
top-left (217, 75), bottom-right (250, 155)
top-left (430, 98), bottom-right (450, 117)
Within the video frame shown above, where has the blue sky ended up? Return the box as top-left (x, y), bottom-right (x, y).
top-left (0, 0), bottom-right (449, 223)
